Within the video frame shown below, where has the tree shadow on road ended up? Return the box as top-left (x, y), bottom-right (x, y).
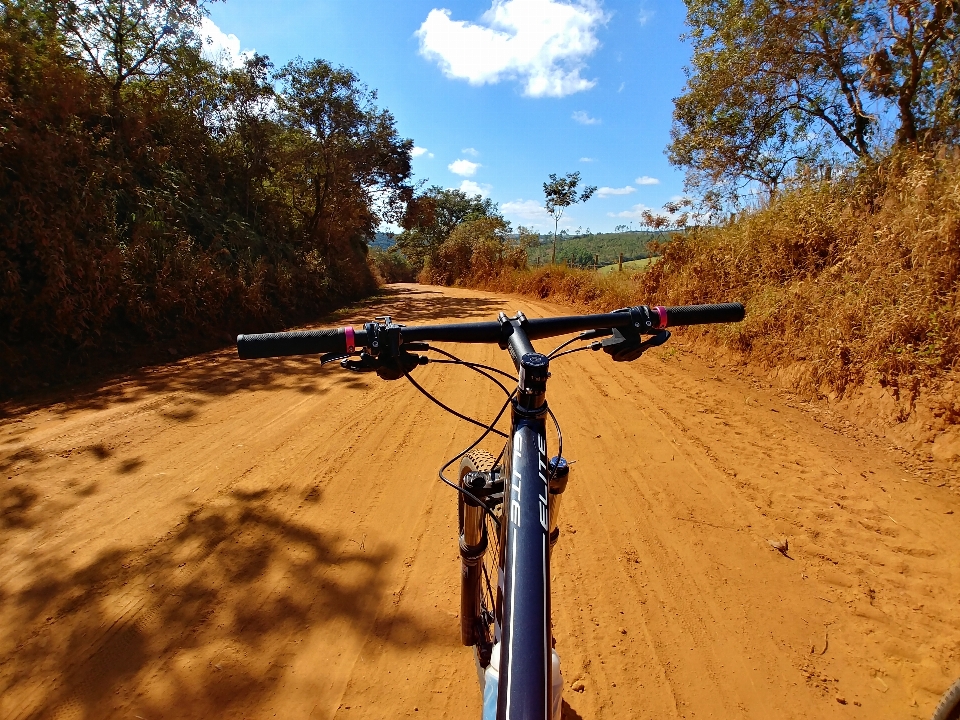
top-left (367, 284), bottom-right (508, 323)
top-left (1, 286), bottom-right (511, 425)
top-left (0, 485), bottom-right (437, 720)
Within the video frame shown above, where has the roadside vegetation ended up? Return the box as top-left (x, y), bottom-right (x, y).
top-left (402, 0), bottom-right (960, 412)
top-left (1, 0), bottom-right (412, 394)
top-left (530, 230), bottom-right (659, 268)
top-left (434, 150), bottom-right (959, 411)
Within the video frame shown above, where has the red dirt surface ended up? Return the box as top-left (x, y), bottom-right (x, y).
top-left (1, 284), bottom-right (958, 719)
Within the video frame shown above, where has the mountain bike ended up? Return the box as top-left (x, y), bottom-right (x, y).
top-left (237, 301), bottom-right (745, 719)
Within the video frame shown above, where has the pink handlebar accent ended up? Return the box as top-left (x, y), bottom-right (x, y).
top-left (344, 326), bottom-right (355, 353)
top-left (652, 306), bottom-right (668, 330)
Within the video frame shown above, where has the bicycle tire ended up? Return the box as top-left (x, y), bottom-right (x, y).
top-left (459, 449), bottom-right (503, 665)
top-left (932, 678), bottom-right (960, 720)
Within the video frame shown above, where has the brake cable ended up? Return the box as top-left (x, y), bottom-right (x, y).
top-left (403, 371), bottom-right (509, 439)
top-left (425, 347), bottom-right (513, 397)
top-left (547, 335), bottom-right (582, 358)
top-left (425, 346), bottom-right (516, 380)
top-left (549, 344), bottom-right (597, 361)
top-left (396, 341), bottom-right (579, 527)
top-left (436, 389), bottom-right (518, 529)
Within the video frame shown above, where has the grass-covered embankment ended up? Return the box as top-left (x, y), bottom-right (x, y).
top-left (462, 151), bottom-right (959, 433)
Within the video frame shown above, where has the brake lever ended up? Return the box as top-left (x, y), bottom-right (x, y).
top-left (602, 329), bottom-right (671, 362)
top-left (340, 350), bottom-right (428, 379)
top-left (340, 352), bottom-right (380, 373)
top-left (320, 351), bottom-right (354, 366)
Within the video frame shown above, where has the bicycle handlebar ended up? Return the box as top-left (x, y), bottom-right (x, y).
top-left (236, 303), bottom-right (745, 360)
top-left (237, 328), bottom-right (355, 359)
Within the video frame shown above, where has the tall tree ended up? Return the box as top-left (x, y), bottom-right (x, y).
top-left (0, 2), bottom-right (418, 388)
top-left (275, 58), bottom-right (413, 266)
top-left (395, 186), bottom-right (504, 270)
top-left (670, 0), bottom-right (960, 203)
top-left (58, 0), bottom-right (208, 113)
top-left (543, 171), bottom-right (596, 264)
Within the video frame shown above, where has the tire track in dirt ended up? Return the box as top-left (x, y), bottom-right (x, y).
top-left (1, 284), bottom-right (957, 719)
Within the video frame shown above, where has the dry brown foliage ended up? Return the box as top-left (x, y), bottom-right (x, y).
top-left (458, 150), bottom-right (960, 405)
top-left (418, 218), bottom-right (527, 286)
top-left (1, 12), bottom-right (407, 395)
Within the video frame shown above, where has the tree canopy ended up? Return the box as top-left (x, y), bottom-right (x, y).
top-left (395, 186), bottom-right (504, 271)
top-left (0, 0), bottom-right (413, 389)
top-left (670, 0), bottom-right (960, 202)
top-left (543, 171), bottom-right (596, 263)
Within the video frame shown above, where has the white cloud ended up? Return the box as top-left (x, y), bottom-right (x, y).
top-left (572, 110), bottom-right (600, 125)
top-left (617, 81), bottom-right (626, 92)
top-left (635, 175), bottom-right (660, 185)
top-left (503, 199), bottom-right (552, 224)
top-left (609, 198), bottom-right (686, 224)
top-left (411, 146), bottom-right (433, 158)
top-left (638, 8), bottom-right (655, 26)
top-left (597, 185), bottom-right (635, 197)
top-left (200, 17), bottom-right (254, 69)
top-left (502, 198), bottom-right (579, 230)
top-left (579, 157), bottom-right (595, 162)
top-left (458, 180), bottom-right (493, 197)
top-left (462, 147), bottom-right (480, 157)
top-left (417, 0), bottom-right (607, 98)
top-left (449, 159), bottom-right (481, 177)
top-left (608, 203), bottom-right (656, 220)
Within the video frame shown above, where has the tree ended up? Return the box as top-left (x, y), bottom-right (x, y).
top-left (217, 54), bottom-right (280, 227)
top-left (58, 0), bottom-right (208, 113)
top-left (670, 0), bottom-right (960, 203)
top-left (275, 57), bottom-right (413, 264)
top-left (543, 171), bottom-right (596, 264)
top-left (395, 186), bottom-right (504, 270)
top-left (0, 2), bottom-right (417, 388)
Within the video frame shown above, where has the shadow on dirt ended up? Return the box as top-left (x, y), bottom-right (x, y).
top-left (368, 284), bottom-right (507, 323)
top-left (0, 483), bottom-right (39, 529)
top-left (0, 486), bottom-right (433, 719)
top-left (0, 286), bottom-right (511, 425)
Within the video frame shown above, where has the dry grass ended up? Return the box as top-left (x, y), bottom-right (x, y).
top-left (461, 149), bottom-right (960, 408)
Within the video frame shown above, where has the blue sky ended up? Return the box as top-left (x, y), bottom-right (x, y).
top-left (204, 0), bottom-right (691, 234)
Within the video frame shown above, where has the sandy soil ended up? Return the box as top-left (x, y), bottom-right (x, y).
top-left (1, 284), bottom-right (958, 720)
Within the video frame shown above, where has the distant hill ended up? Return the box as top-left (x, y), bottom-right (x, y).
top-left (371, 229), bottom-right (671, 268)
top-left (529, 231), bottom-right (666, 268)
top-left (597, 256), bottom-right (659, 274)
top-left (370, 232), bottom-right (396, 250)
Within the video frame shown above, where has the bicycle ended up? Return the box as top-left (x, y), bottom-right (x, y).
top-left (237, 301), bottom-right (745, 720)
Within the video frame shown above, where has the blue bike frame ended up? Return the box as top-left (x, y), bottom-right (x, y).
top-left (236, 301), bottom-right (746, 720)
top-left (496, 412), bottom-right (552, 718)
top-left (489, 315), bottom-right (554, 720)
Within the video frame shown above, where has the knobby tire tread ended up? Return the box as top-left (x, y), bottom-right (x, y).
top-left (932, 678), bottom-right (960, 720)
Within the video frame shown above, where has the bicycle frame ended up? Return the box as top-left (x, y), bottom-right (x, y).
top-left (488, 316), bottom-right (555, 719)
top-left (496, 410), bottom-right (552, 718)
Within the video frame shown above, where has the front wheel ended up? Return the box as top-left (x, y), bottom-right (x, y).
top-left (933, 678), bottom-right (960, 720)
top-left (458, 449), bottom-right (502, 666)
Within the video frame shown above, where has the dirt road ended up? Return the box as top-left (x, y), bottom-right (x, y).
top-left (2, 284), bottom-right (958, 720)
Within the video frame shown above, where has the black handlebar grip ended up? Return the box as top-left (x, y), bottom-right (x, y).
top-left (237, 328), bottom-right (352, 359)
top-left (663, 302), bottom-right (745, 327)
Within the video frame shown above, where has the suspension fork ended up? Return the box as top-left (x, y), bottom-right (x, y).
top-left (460, 471), bottom-right (500, 650)
top-left (547, 456), bottom-right (570, 556)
